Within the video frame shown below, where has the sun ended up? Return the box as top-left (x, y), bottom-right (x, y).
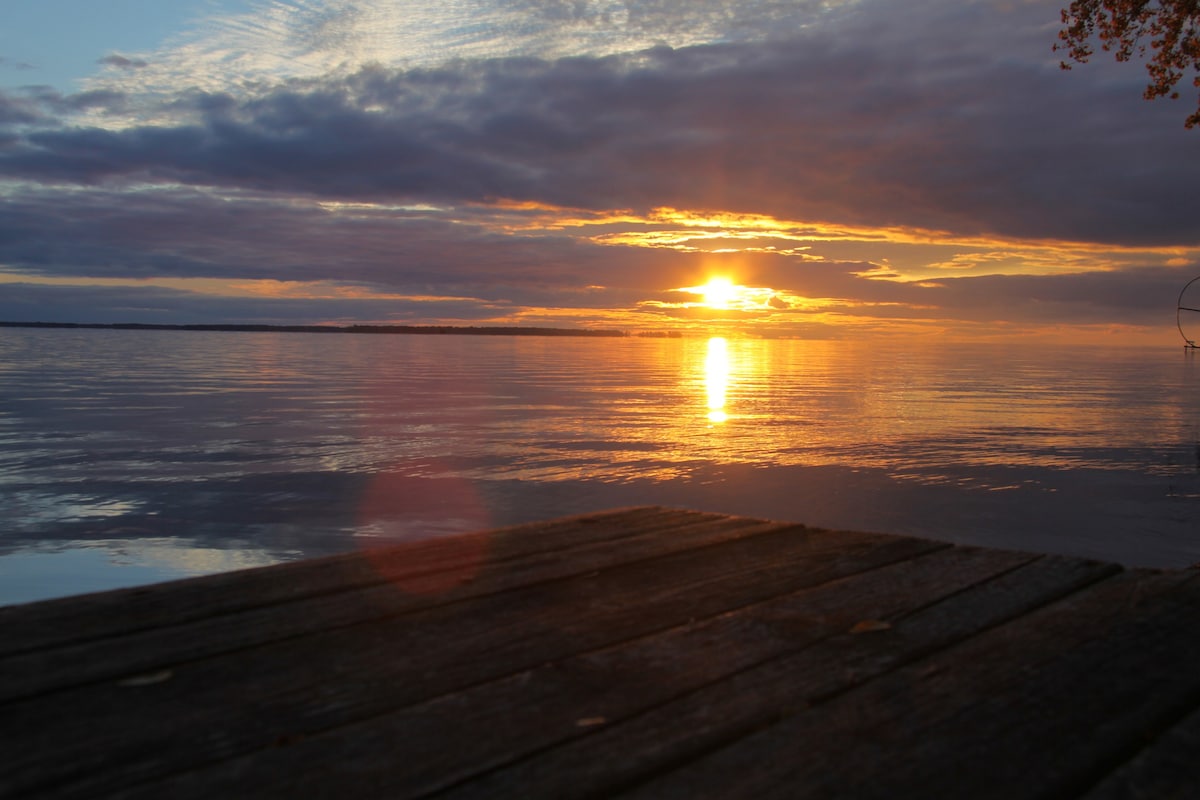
top-left (701, 277), bottom-right (737, 310)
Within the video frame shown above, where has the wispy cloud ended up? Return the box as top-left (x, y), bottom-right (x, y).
top-left (0, 56), bottom-right (37, 72)
top-left (97, 54), bottom-right (149, 70)
top-left (81, 0), bottom-right (857, 100)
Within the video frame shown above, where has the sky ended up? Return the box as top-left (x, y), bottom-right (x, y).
top-left (1, 0), bottom-right (1198, 342)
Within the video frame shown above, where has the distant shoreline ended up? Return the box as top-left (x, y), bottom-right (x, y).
top-left (0, 321), bottom-right (661, 338)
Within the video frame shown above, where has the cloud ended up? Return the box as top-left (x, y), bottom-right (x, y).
top-left (0, 91), bottom-right (43, 125)
top-left (3, 0), bottom-right (1199, 334)
top-left (0, 56), bottom-right (36, 72)
top-left (0, 186), bottom-right (694, 298)
top-left (3, 178), bottom-right (1192, 332)
top-left (0, 281), bottom-right (512, 326)
top-left (81, 0), bottom-right (856, 97)
top-left (98, 55), bottom-right (149, 70)
top-left (0, 85), bottom-right (129, 123)
top-left (4, 0), bottom-right (1198, 249)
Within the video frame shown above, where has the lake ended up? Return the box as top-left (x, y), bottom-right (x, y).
top-left (2, 327), bottom-right (1199, 605)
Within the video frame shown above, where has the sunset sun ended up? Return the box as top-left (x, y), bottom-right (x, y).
top-left (701, 277), bottom-right (737, 310)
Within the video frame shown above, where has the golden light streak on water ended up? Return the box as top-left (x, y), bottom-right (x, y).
top-left (705, 336), bottom-right (730, 423)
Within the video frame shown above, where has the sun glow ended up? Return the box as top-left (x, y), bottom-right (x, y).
top-left (701, 278), bottom-right (737, 310)
top-left (655, 278), bottom-right (803, 322)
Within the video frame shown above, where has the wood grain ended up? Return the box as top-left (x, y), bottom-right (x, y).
top-left (2, 507), bottom-right (1197, 800)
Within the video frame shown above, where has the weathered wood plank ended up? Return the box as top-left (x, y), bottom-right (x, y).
top-left (0, 512), bottom-right (797, 701)
top-left (0, 506), bottom-right (686, 656)
top-left (1083, 704), bottom-right (1200, 799)
top-left (3, 523), bottom-right (942, 799)
top-left (8, 508), bottom-right (1197, 800)
top-left (617, 570), bottom-right (1200, 800)
top-left (433, 553), bottom-right (1120, 800)
top-left (109, 544), bottom-right (1041, 800)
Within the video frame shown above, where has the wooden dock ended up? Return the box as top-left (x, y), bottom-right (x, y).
top-left (3, 506), bottom-right (1200, 799)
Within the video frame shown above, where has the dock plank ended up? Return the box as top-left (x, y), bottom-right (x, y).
top-left (3, 517), bottom-right (938, 799)
top-left (0, 511), bottom-right (794, 701)
top-left (436, 553), bottom-right (1120, 800)
top-left (2, 507), bottom-right (1199, 800)
top-left (113, 544), bottom-right (1040, 800)
top-left (1083, 705), bottom-right (1200, 799)
top-left (619, 570), bottom-right (1200, 800)
top-left (0, 506), bottom-right (689, 657)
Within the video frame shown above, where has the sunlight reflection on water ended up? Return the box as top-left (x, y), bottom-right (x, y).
top-left (2, 327), bottom-right (1200, 602)
top-left (705, 336), bottom-right (729, 424)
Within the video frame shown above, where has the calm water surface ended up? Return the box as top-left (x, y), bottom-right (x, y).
top-left (2, 327), bottom-right (1199, 604)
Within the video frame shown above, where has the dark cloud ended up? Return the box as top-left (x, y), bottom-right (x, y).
top-left (0, 56), bottom-right (36, 71)
top-left (0, 186), bottom-right (693, 298)
top-left (0, 282), bottom-right (513, 326)
top-left (925, 266), bottom-right (1197, 327)
top-left (0, 91), bottom-right (42, 125)
top-left (786, 261), bottom-right (1196, 328)
top-left (0, 86), bottom-right (129, 126)
top-left (2, 0), bottom-right (1197, 248)
top-left (98, 54), bottom-right (149, 70)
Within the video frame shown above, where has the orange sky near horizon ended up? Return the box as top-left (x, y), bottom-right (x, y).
top-left (3, 200), bottom-right (1194, 346)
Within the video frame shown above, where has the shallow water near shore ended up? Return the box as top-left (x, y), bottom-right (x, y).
top-left (3, 327), bottom-right (1199, 605)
